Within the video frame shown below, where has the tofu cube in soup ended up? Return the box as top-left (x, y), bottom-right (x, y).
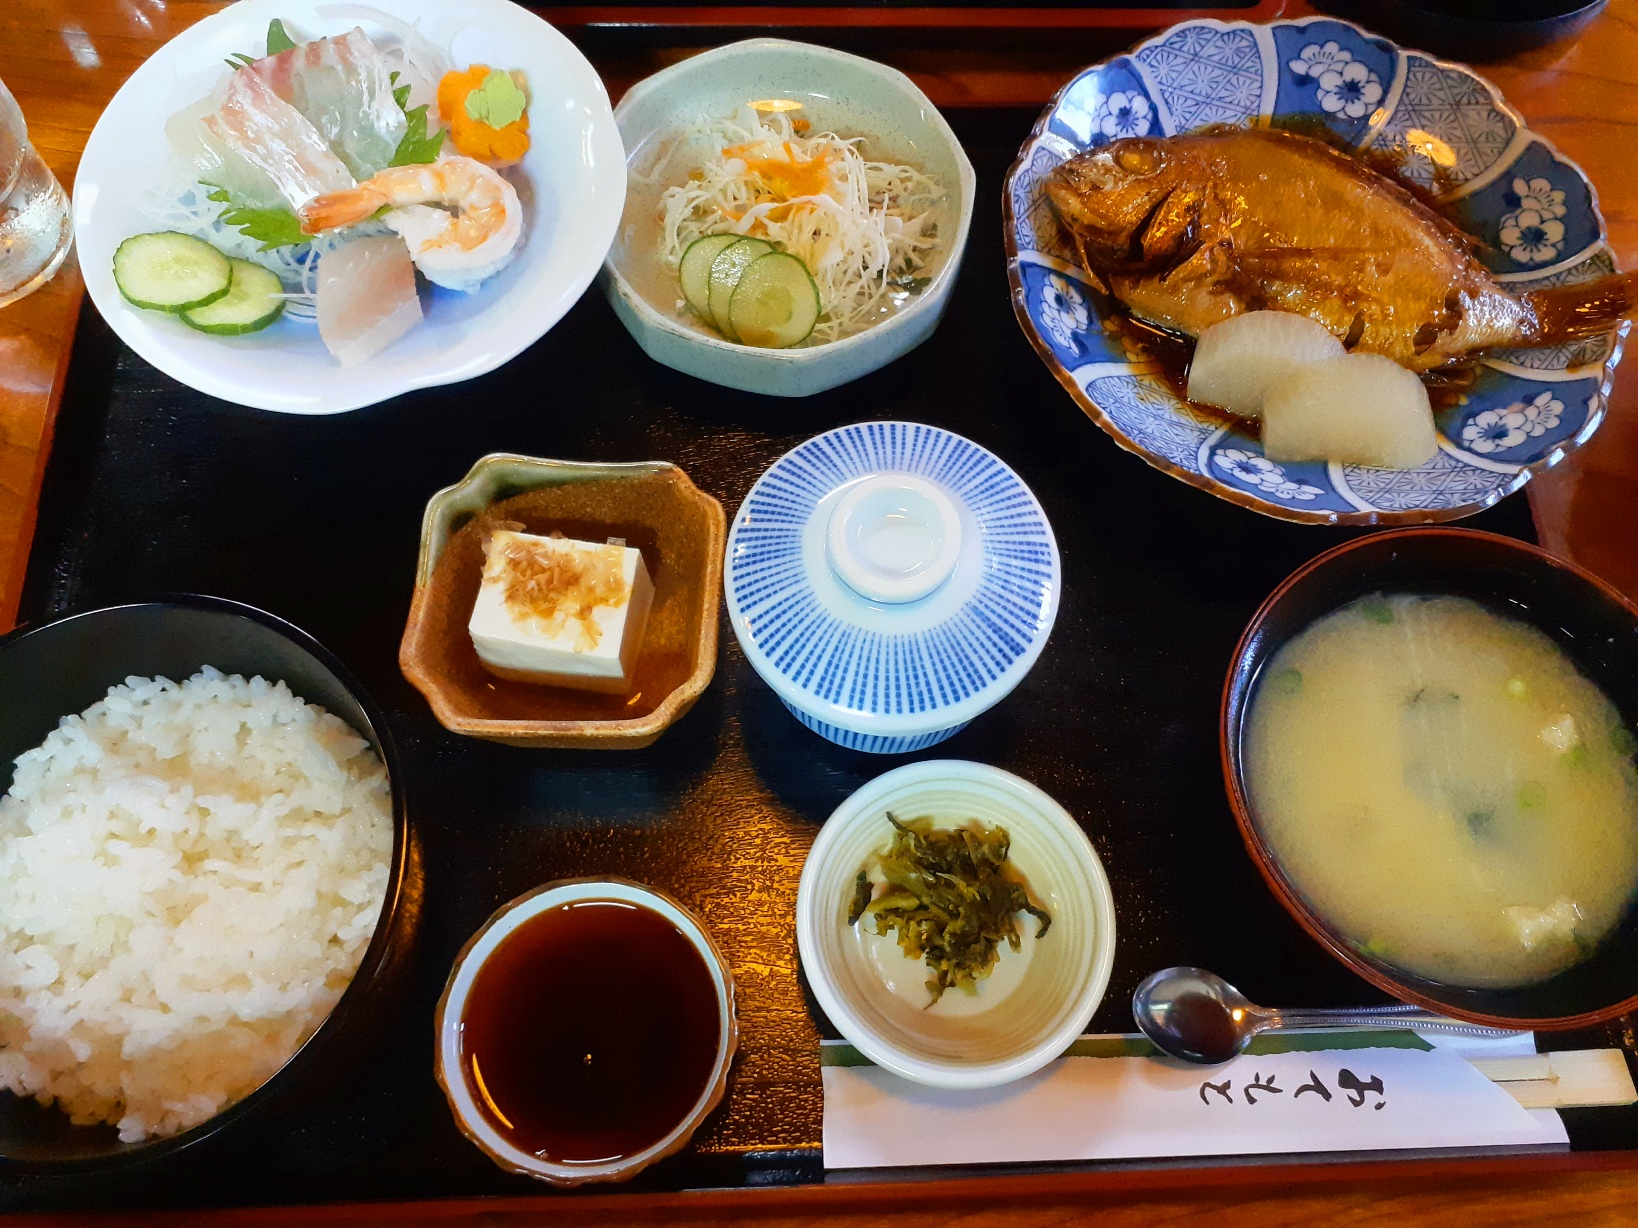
top-left (468, 530), bottom-right (654, 694)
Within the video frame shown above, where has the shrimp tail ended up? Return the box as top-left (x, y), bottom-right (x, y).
top-left (300, 187), bottom-right (388, 235)
top-left (1519, 271), bottom-right (1638, 343)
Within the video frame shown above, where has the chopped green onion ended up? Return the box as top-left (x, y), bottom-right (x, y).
top-left (1358, 595), bottom-right (1394, 625)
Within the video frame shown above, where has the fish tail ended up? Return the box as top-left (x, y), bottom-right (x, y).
top-left (1520, 271), bottom-right (1638, 343)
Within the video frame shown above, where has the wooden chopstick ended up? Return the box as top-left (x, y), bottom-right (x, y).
top-left (1468, 1050), bottom-right (1637, 1109)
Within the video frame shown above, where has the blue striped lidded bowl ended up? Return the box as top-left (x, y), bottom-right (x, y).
top-left (724, 422), bottom-right (1062, 753)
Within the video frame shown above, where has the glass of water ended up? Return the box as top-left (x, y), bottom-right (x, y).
top-left (0, 76), bottom-right (72, 309)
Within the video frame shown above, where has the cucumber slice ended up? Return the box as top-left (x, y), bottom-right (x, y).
top-left (181, 259), bottom-right (286, 335)
top-left (707, 237), bottom-right (773, 339)
top-left (728, 252), bottom-right (821, 348)
top-left (678, 234), bottom-right (742, 318)
top-left (113, 232), bottom-right (232, 313)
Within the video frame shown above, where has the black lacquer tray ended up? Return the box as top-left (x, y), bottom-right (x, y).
top-left (5, 109), bottom-right (1634, 1214)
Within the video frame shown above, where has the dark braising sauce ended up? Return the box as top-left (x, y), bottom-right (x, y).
top-left (460, 899), bottom-right (722, 1164)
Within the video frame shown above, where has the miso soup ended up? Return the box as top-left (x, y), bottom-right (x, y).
top-left (1245, 593), bottom-right (1638, 988)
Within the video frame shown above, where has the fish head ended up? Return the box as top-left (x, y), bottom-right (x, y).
top-left (1046, 138), bottom-right (1205, 271)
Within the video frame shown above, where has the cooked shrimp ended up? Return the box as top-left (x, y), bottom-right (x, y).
top-left (298, 155), bottom-right (522, 292)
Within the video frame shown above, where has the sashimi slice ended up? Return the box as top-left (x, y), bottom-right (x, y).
top-left (166, 97), bottom-right (288, 211)
top-left (246, 28), bottom-right (406, 180)
top-left (316, 234), bottom-right (423, 367)
top-left (316, 5), bottom-right (454, 113)
top-left (205, 70), bottom-right (354, 209)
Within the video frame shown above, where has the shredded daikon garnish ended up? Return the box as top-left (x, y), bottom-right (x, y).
top-left (655, 107), bottom-right (944, 344)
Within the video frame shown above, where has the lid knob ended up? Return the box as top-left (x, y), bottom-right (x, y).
top-left (825, 475), bottom-right (963, 604)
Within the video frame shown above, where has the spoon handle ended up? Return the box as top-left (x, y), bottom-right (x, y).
top-left (1269, 1009), bottom-right (1524, 1037)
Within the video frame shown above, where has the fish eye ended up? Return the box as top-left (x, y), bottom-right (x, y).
top-left (1115, 145), bottom-right (1158, 175)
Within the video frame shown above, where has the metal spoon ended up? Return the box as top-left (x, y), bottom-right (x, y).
top-left (1131, 967), bottom-right (1523, 1064)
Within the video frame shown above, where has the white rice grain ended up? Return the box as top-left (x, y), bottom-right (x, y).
top-left (0, 667), bottom-right (392, 1141)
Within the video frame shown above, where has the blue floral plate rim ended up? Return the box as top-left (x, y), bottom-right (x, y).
top-left (1003, 13), bottom-right (1629, 527)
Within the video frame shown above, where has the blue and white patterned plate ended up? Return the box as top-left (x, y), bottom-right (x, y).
top-left (724, 422), bottom-right (1061, 754)
top-left (1004, 15), bottom-right (1627, 525)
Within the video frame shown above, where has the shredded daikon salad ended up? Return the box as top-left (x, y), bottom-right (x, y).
top-left (653, 107), bottom-right (944, 344)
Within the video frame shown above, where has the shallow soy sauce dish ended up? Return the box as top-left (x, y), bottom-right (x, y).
top-left (1005, 14), bottom-right (1626, 524)
top-left (0, 597), bottom-right (418, 1170)
top-left (434, 877), bottom-right (737, 1185)
top-left (73, 0), bottom-right (625, 413)
top-left (723, 422), bottom-right (1060, 753)
top-left (602, 39), bottom-right (976, 397)
top-left (1222, 528), bottom-right (1638, 1029)
top-left (797, 760), bottom-right (1115, 1088)
top-left (400, 453), bottom-right (725, 749)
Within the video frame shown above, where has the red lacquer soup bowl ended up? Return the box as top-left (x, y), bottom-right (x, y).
top-left (1222, 528), bottom-right (1638, 1031)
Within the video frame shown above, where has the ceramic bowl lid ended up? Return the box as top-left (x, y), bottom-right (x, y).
top-left (724, 421), bottom-right (1061, 738)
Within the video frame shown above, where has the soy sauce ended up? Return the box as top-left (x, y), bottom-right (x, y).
top-left (460, 899), bottom-right (722, 1164)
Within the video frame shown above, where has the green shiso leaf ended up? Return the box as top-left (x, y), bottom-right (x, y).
top-left (387, 71), bottom-right (445, 167)
top-left (205, 186), bottom-right (307, 251)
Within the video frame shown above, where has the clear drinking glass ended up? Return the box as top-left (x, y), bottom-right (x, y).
top-left (0, 77), bottom-right (73, 309)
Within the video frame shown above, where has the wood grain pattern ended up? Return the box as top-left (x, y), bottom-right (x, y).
top-left (3, 1152), bottom-right (1638, 1224)
top-left (1432, 5), bottom-right (1638, 601)
top-left (0, 0), bottom-right (1636, 1221)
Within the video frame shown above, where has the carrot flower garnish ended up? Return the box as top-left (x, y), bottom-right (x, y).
top-left (438, 66), bottom-right (530, 166)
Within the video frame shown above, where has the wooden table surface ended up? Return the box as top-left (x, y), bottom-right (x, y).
top-left (1, 0), bottom-right (1637, 1222)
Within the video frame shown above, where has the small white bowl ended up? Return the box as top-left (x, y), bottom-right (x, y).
top-left (602, 39), bottom-right (976, 397)
top-left (434, 878), bottom-right (737, 1186)
top-left (796, 761), bottom-right (1115, 1088)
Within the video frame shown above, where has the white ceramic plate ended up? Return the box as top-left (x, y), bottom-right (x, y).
top-left (73, 0), bottom-right (625, 413)
top-left (797, 760), bottom-right (1116, 1088)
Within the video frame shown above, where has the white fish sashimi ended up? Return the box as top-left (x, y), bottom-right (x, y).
top-left (245, 28), bottom-right (406, 181)
top-left (165, 97), bottom-right (287, 211)
top-left (315, 235), bottom-right (423, 367)
top-left (315, 5), bottom-right (453, 114)
top-left (204, 70), bottom-right (355, 209)
top-left (167, 25), bottom-right (406, 212)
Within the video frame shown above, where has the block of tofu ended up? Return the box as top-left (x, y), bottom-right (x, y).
top-left (468, 529), bottom-right (654, 694)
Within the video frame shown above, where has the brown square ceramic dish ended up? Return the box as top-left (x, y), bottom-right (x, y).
top-left (400, 454), bottom-right (724, 749)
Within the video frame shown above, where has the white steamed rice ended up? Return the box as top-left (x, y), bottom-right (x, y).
top-left (0, 667), bottom-right (392, 1142)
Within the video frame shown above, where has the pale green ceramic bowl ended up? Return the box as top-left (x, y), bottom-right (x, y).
top-left (602, 39), bottom-right (976, 397)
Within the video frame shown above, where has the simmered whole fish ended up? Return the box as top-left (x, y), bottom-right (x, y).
top-left (1045, 128), bottom-right (1635, 370)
